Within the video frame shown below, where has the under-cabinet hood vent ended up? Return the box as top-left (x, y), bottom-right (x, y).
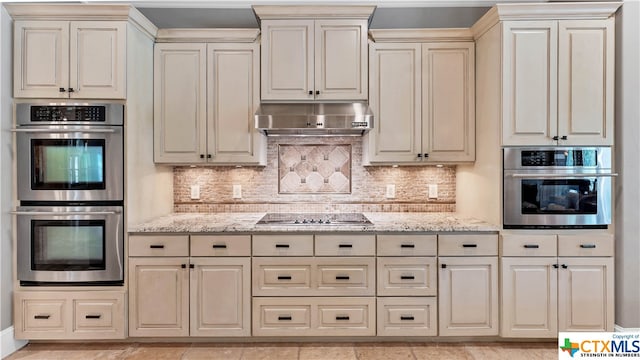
top-left (255, 102), bottom-right (373, 136)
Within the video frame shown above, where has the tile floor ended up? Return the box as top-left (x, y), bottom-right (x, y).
top-left (4, 341), bottom-right (558, 360)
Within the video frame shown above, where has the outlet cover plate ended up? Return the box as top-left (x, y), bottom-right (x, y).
top-left (386, 184), bottom-right (396, 199)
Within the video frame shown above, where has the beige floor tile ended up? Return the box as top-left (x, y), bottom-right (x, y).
top-left (182, 346), bottom-right (243, 360)
top-left (121, 345), bottom-right (187, 360)
top-left (412, 344), bottom-right (473, 360)
top-left (354, 345), bottom-right (415, 360)
top-left (299, 345), bottom-right (357, 360)
top-left (240, 346), bottom-right (299, 360)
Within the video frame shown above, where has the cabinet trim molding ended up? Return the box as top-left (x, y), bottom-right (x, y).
top-left (156, 29), bottom-right (260, 43)
top-left (370, 29), bottom-right (474, 43)
top-left (253, 5), bottom-right (375, 20)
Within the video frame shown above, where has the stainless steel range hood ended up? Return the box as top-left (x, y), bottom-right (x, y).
top-left (255, 102), bottom-right (373, 136)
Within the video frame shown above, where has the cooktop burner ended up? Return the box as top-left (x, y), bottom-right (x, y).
top-left (256, 213), bottom-right (372, 225)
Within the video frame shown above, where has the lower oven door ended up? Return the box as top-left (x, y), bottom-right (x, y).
top-left (15, 206), bottom-right (124, 284)
top-left (503, 171), bottom-right (614, 228)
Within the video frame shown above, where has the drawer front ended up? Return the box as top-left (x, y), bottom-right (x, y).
top-left (315, 235), bottom-right (375, 256)
top-left (253, 298), bottom-right (312, 336)
top-left (438, 234), bottom-right (498, 256)
top-left (377, 257), bottom-right (437, 296)
top-left (263, 267), bottom-right (312, 288)
top-left (190, 235), bottom-right (251, 256)
top-left (23, 299), bottom-right (66, 333)
top-left (253, 258), bottom-right (312, 295)
top-left (316, 301), bottom-right (375, 336)
top-left (377, 297), bottom-right (437, 336)
top-left (316, 258), bottom-right (375, 296)
top-left (73, 294), bottom-right (125, 339)
top-left (377, 235), bottom-right (437, 256)
top-left (253, 235), bottom-right (314, 256)
top-left (501, 234), bottom-right (557, 257)
top-left (558, 234), bottom-right (614, 257)
top-left (129, 235), bottom-right (189, 257)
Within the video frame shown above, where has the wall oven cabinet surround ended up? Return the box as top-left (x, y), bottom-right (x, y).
top-left (15, 102), bottom-right (124, 203)
top-left (153, 32), bottom-right (265, 165)
top-left (15, 206), bottom-right (124, 285)
top-left (503, 147), bottom-right (614, 229)
top-left (500, 233), bottom-right (614, 337)
top-left (365, 30), bottom-right (475, 165)
top-left (13, 20), bottom-right (126, 99)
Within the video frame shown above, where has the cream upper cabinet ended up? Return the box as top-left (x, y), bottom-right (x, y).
top-left (260, 19), bottom-right (368, 101)
top-left (502, 19), bottom-right (614, 146)
top-left (14, 20), bottom-right (126, 99)
top-left (154, 37), bottom-right (265, 165)
top-left (366, 39), bottom-right (475, 164)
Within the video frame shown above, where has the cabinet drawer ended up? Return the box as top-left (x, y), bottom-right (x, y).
top-left (253, 235), bottom-right (314, 256)
top-left (263, 266), bottom-right (312, 289)
top-left (377, 235), bottom-right (437, 256)
top-left (129, 235), bottom-right (189, 257)
top-left (190, 235), bottom-right (251, 256)
top-left (438, 234), bottom-right (498, 256)
top-left (73, 293), bottom-right (125, 338)
top-left (315, 258), bottom-right (375, 296)
top-left (315, 235), bottom-right (375, 256)
top-left (377, 257), bottom-right (437, 296)
top-left (377, 297), bottom-right (437, 336)
top-left (253, 298), bottom-right (312, 336)
top-left (22, 298), bottom-right (66, 334)
top-left (558, 234), bottom-right (614, 257)
top-left (501, 234), bottom-right (557, 257)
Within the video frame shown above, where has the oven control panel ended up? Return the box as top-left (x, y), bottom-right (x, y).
top-left (31, 106), bottom-right (106, 122)
top-left (521, 149), bottom-right (595, 167)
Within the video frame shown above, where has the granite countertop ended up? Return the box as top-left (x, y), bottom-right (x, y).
top-left (128, 212), bottom-right (499, 233)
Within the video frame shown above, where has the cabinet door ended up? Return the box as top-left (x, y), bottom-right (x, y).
top-left (502, 21), bottom-right (558, 146)
top-left (128, 257), bottom-right (189, 337)
top-left (153, 43), bottom-right (207, 163)
top-left (366, 43), bottom-right (422, 164)
top-left (558, 257), bottom-right (614, 332)
top-left (501, 257), bottom-right (558, 338)
top-left (190, 257), bottom-right (250, 336)
top-left (558, 19), bottom-right (614, 145)
top-left (422, 42), bottom-right (475, 162)
top-left (14, 21), bottom-right (69, 98)
top-left (69, 21), bottom-right (126, 99)
top-left (438, 256), bottom-right (498, 336)
top-left (314, 20), bottom-right (367, 100)
top-left (261, 20), bottom-right (314, 100)
top-left (207, 43), bottom-right (264, 165)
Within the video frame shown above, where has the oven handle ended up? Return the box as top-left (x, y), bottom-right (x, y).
top-left (510, 173), bottom-right (618, 178)
top-left (11, 128), bottom-right (117, 134)
top-left (11, 211), bottom-right (121, 216)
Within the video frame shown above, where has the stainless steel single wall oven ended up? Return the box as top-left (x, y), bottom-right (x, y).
top-left (503, 147), bottom-right (615, 229)
top-left (13, 101), bottom-right (125, 285)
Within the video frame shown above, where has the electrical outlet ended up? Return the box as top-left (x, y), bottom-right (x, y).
top-left (385, 184), bottom-right (396, 199)
top-left (190, 185), bottom-right (200, 200)
top-left (232, 184), bottom-right (242, 199)
top-left (428, 184), bottom-right (438, 199)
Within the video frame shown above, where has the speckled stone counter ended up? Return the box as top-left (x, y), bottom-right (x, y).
top-left (128, 212), bottom-right (498, 233)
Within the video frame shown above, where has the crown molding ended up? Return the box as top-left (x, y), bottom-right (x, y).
top-left (252, 5), bottom-right (376, 20)
top-left (156, 28), bottom-right (260, 42)
top-left (370, 28), bottom-right (474, 43)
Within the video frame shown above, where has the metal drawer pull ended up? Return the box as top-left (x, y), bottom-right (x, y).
top-left (335, 275), bottom-right (350, 280)
top-left (212, 244), bottom-right (227, 249)
top-left (335, 316), bottom-right (350, 321)
top-left (85, 314), bottom-right (102, 319)
top-left (441, 264), bottom-right (447, 269)
top-left (278, 315), bottom-right (292, 321)
top-left (34, 315), bottom-right (50, 320)
top-left (400, 244), bottom-right (415, 248)
top-left (400, 275), bottom-right (415, 280)
top-left (275, 244), bottom-right (290, 248)
top-left (462, 244), bottom-right (477, 248)
top-left (561, 264), bottom-right (568, 269)
top-left (277, 275), bottom-right (292, 280)
top-left (400, 316), bottom-right (415, 321)
top-left (580, 244), bottom-right (597, 249)
top-left (150, 245), bottom-right (165, 249)
top-left (338, 244), bottom-right (353, 248)
top-left (524, 244), bottom-right (540, 249)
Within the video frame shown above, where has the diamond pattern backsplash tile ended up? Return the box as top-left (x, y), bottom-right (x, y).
top-left (278, 144), bottom-right (351, 194)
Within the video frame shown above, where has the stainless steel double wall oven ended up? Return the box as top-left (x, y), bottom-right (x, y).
top-left (14, 101), bottom-right (124, 285)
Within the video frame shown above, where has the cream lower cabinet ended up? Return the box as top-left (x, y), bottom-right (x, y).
top-left (365, 36), bottom-right (475, 164)
top-left (154, 38), bottom-right (265, 165)
top-left (438, 234), bottom-right (499, 336)
top-left (13, 20), bottom-right (126, 99)
top-left (501, 234), bottom-right (614, 337)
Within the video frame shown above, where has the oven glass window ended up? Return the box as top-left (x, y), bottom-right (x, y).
top-left (31, 139), bottom-right (105, 190)
top-left (31, 220), bottom-right (106, 271)
top-left (521, 179), bottom-right (598, 215)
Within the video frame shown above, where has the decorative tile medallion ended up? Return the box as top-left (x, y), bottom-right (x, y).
top-left (278, 144), bottom-right (351, 194)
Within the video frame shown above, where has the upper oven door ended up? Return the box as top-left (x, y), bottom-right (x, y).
top-left (16, 126), bottom-right (123, 202)
top-left (503, 170), bottom-right (614, 228)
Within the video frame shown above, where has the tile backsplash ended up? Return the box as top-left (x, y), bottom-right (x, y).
top-left (278, 144), bottom-right (352, 194)
top-left (174, 136), bottom-right (456, 213)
